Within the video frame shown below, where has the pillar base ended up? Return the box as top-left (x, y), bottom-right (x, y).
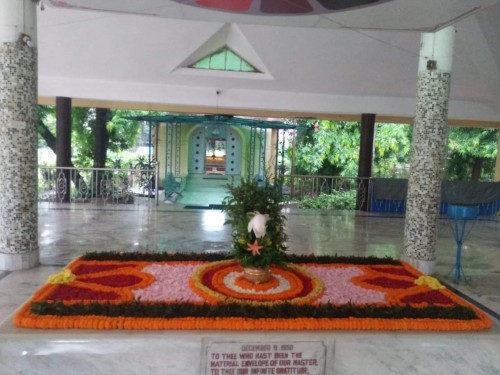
top-left (401, 255), bottom-right (435, 275)
top-left (0, 251), bottom-right (39, 271)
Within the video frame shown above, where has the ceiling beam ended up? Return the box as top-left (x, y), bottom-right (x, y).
top-left (38, 96), bottom-right (499, 129)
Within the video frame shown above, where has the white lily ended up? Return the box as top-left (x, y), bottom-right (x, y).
top-left (247, 211), bottom-right (269, 238)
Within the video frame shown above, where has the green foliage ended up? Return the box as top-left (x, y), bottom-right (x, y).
top-left (290, 120), bottom-right (498, 182)
top-left (71, 108), bottom-right (142, 167)
top-left (38, 106), bottom-right (147, 167)
top-left (70, 107), bottom-right (96, 166)
top-left (290, 121), bottom-right (413, 178)
top-left (284, 254), bottom-right (401, 265)
top-left (373, 123), bottom-right (412, 177)
top-left (223, 177), bottom-right (287, 268)
top-left (447, 127), bottom-right (498, 181)
top-left (82, 251), bottom-right (401, 264)
top-left (31, 300), bottom-right (479, 321)
top-left (82, 251), bottom-right (230, 262)
top-left (291, 120), bottom-right (360, 176)
top-left (298, 191), bottom-right (356, 209)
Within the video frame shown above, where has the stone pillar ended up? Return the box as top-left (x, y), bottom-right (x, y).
top-left (94, 108), bottom-right (109, 168)
top-left (0, 0), bottom-right (39, 270)
top-left (403, 26), bottom-right (456, 275)
top-left (267, 129), bottom-right (278, 180)
top-left (55, 97), bottom-right (72, 202)
top-left (357, 113), bottom-right (376, 211)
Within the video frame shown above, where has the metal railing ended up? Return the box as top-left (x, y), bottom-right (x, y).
top-left (38, 164), bottom-right (159, 205)
top-left (283, 176), bottom-right (500, 216)
top-left (283, 175), bottom-right (371, 210)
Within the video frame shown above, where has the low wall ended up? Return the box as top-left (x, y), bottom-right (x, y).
top-left (370, 179), bottom-right (500, 215)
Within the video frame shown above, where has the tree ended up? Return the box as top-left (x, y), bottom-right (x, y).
top-left (38, 106), bottom-right (144, 168)
top-left (290, 120), bottom-right (360, 176)
top-left (71, 108), bottom-right (142, 167)
top-left (373, 123), bottom-right (412, 177)
top-left (38, 105), bottom-right (88, 190)
top-left (290, 120), bottom-right (412, 177)
top-left (38, 105), bottom-right (56, 151)
top-left (446, 127), bottom-right (498, 181)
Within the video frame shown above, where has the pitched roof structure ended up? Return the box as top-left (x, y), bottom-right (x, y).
top-left (38, 0), bottom-right (500, 127)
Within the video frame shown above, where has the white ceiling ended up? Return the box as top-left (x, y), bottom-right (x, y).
top-left (37, 0), bottom-right (500, 124)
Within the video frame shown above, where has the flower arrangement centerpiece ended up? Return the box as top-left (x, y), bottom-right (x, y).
top-left (223, 176), bottom-right (287, 284)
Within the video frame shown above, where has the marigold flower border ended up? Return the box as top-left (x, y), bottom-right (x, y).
top-left (13, 255), bottom-right (493, 331)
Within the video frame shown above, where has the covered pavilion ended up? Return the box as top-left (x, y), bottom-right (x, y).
top-left (0, 0), bottom-right (500, 274)
top-left (36, 0), bottom-right (500, 127)
top-left (2, 0), bottom-right (499, 273)
top-left (0, 1), bottom-right (499, 373)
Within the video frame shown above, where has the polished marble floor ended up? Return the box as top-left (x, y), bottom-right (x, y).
top-left (0, 203), bottom-right (499, 374)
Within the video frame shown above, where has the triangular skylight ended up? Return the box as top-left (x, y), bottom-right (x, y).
top-left (174, 24), bottom-right (273, 80)
top-left (189, 46), bottom-right (260, 73)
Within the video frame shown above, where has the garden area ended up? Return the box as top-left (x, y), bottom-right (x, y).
top-left (283, 119), bottom-right (498, 210)
top-left (37, 106), bottom-right (499, 210)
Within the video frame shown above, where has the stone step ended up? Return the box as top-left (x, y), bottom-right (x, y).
top-left (177, 174), bottom-right (240, 206)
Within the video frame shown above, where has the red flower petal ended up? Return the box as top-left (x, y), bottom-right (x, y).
top-left (401, 290), bottom-right (455, 305)
top-left (80, 275), bottom-right (142, 287)
top-left (364, 277), bottom-right (415, 289)
top-left (47, 285), bottom-right (121, 301)
top-left (371, 266), bottom-right (415, 277)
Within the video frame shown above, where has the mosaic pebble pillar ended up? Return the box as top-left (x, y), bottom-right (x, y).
top-left (0, 0), bottom-right (39, 270)
top-left (403, 26), bottom-right (455, 275)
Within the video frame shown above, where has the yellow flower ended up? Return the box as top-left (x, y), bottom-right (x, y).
top-left (237, 237), bottom-right (247, 245)
top-left (47, 269), bottom-right (76, 285)
top-left (414, 276), bottom-right (445, 290)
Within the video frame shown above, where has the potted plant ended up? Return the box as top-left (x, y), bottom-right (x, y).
top-left (223, 176), bottom-right (287, 284)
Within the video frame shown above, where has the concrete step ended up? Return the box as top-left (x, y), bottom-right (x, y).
top-left (184, 174), bottom-right (240, 189)
top-left (177, 174), bottom-right (240, 207)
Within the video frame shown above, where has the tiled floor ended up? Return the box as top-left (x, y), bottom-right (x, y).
top-left (0, 203), bottom-right (499, 374)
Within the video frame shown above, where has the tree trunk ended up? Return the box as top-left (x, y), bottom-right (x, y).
top-left (471, 158), bottom-right (483, 181)
top-left (38, 119), bottom-right (88, 192)
top-left (38, 119), bottom-right (56, 150)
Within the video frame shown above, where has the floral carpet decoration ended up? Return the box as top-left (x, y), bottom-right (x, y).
top-left (14, 252), bottom-right (492, 331)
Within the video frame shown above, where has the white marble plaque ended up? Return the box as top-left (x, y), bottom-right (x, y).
top-left (202, 340), bottom-right (328, 375)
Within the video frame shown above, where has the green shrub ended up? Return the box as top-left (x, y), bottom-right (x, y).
top-left (223, 177), bottom-right (288, 268)
top-left (298, 191), bottom-right (356, 210)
